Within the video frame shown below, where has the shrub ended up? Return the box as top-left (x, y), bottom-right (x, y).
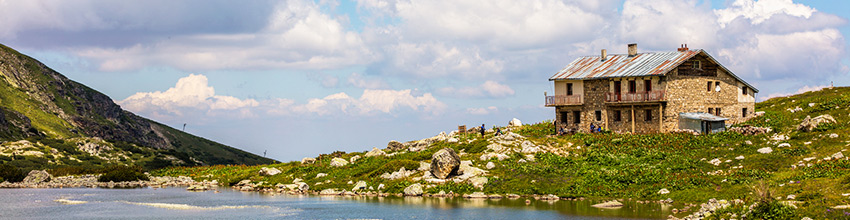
top-left (0, 164), bottom-right (25, 182)
top-left (98, 165), bottom-right (149, 182)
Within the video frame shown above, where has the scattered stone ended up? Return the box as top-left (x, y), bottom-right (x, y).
top-left (591, 200), bottom-right (623, 208)
top-left (352, 181), bottom-right (367, 191)
top-left (22, 170), bottom-right (52, 184)
top-left (381, 167), bottom-right (416, 180)
top-left (320, 189), bottom-right (340, 195)
top-left (830, 133), bottom-right (839, 138)
top-left (520, 141), bottom-right (541, 153)
top-left (506, 194), bottom-right (521, 198)
top-left (832, 152), bottom-right (845, 160)
top-left (509, 118), bottom-right (522, 127)
top-left (658, 188), bottom-right (670, 195)
top-left (387, 140), bottom-right (405, 151)
top-left (365, 147), bottom-right (386, 157)
top-left (728, 126), bottom-right (772, 135)
top-left (771, 134), bottom-right (789, 141)
top-left (480, 152), bottom-right (509, 161)
top-left (745, 140), bottom-right (753, 145)
top-left (316, 173), bottom-right (328, 178)
top-left (258, 167), bottom-right (281, 176)
top-left (349, 155), bottom-right (361, 163)
top-left (757, 147), bottom-right (773, 154)
top-left (518, 159), bottom-right (527, 163)
top-left (431, 148), bottom-right (461, 179)
top-left (330, 157), bottom-right (349, 167)
top-left (735, 155), bottom-right (745, 160)
top-left (469, 177), bottom-right (488, 190)
top-left (832, 205), bottom-right (850, 209)
top-left (798, 114), bottom-right (837, 132)
top-left (787, 194), bottom-right (796, 200)
top-left (787, 106), bottom-right (803, 113)
top-left (301, 157), bottom-right (316, 164)
top-left (708, 158), bottom-right (722, 166)
top-left (464, 192), bottom-right (488, 199)
top-left (777, 143), bottom-right (791, 148)
top-left (403, 183), bottom-right (423, 196)
top-left (447, 137), bottom-right (459, 143)
top-left (485, 162), bottom-right (495, 169)
top-left (418, 162), bottom-right (431, 171)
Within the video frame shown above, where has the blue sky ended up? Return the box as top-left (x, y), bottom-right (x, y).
top-left (1, 0), bottom-right (848, 161)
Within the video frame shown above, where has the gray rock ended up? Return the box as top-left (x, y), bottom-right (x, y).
top-left (258, 167), bottom-right (281, 176)
top-left (797, 114), bottom-right (836, 131)
top-left (387, 140), bottom-right (405, 151)
top-left (330, 157), bottom-right (349, 167)
top-left (509, 118), bottom-right (522, 127)
top-left (320, 188), bottom-right (340, 195)
top-left (365, 147), bottom-right (386, 157)
top-left (469, 177), bottom-right (488, 190)
top-left (431, 148), bottom-right (461, 179)
top-left (349, 155), bottom-right (361, 163)
top-left (315, 173), bottom-right (327, 178)
top-left (658, 188), bottom-right (670, 194)
top-left (485, 162), bottom-right (495, 169)
top-left (352, 181), bottom-right (367, 191)
top-left (403, 183), bottom-right (423, 196)
top-left (22, 170), bottom-right (52, 184)
top-left (832, 152), bottom-right (845, 160)
top-left (301, 157), bottom-right (316, 164)
top-left (464, 191), bottom-right (488, 199)
top-left (757, 147), bottom-right (773, 154)
top-left (591, 200), bottom-right (623, 208)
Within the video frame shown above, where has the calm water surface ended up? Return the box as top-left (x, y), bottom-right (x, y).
top-left (0, 187), bottom-right (671, 219)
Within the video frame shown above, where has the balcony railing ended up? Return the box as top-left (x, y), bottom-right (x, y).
top-left (545, 95), bottom-right (583, 106)
top-left (605, 90), bottom-right (665, 103)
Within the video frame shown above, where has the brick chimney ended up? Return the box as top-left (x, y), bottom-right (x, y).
top-left (627, 43), bottom-right (637, 57)
top-left (677, 44), bottom-right (689, 52)
top-left (601, 49), bottom-right (607, 61)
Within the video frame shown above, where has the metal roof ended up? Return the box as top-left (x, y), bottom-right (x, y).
top-left (549, 49), bottom-right (759, 93)
top-left (679, 112), bottom-right (728, 121)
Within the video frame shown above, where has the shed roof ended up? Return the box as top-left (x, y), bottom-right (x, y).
top-left (549, 49), bottom-right (758, 93)
top-left (679, 112), bottom-right (728, 121)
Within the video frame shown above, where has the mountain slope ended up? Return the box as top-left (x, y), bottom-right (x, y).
top-left (0, 43), bottom-right (274, 166)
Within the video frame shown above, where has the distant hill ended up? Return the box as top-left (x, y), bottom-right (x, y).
top-left (0, 43), bottom-right (274, 170)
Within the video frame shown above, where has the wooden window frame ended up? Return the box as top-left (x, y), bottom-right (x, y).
top-left (707, 81), bottom-right (712, 92)
top-left (628, 80), bottom-right (636, 93)
top-left (614, 110), bottom-right (621, 122)
top-left (693, 60), bottom-right (701, 69)
top-left (644, 109), bottom-right (652, 121)
top-left (595, 110), bottom-right (602, 121)
top-left (742, 108), bottom-right (748, 117)
top-left (573, 111), bottom-right (581, 124)
top-left (566, 83), bottom-right (573, 96)
top-left (644, 79), bottom-right (652, 92)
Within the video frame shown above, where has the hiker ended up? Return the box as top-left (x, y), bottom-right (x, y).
top-left (496, 127), bottom-right (502, 136)
top-left (480, 124), bottom-right (486, 137)
top-left (590, 123), bottom-right (596, 133)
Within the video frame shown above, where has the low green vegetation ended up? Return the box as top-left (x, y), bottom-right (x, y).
top-left (98, 165), bottom-right (149, 182)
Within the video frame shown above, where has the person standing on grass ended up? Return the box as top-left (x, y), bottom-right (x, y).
top-left (480, 124), bottom-right (486, 137)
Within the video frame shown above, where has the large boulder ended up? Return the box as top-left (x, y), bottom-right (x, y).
top-left (509, 118), bottom-right (522, 127)
top-left (352, 181), bottom-right (368, 191)
top-left (365, 147), bottom-right (386, 157)
top-left (797, 114), bottom-right (837, 131)
top-left (258, 167), bottom-right (281, 176)
top-left (431, 148), bottom-right (461, 179)
top-left (22, 170), bottom-right (52, 184)
top-left (403, 183), bottom-right (423, 196)
top-left (301, 157), bottom-right (316, 164)
top-left (330, 157), bottom-right (349, 167)
top-left (387, 140), bottom-right (405, 151)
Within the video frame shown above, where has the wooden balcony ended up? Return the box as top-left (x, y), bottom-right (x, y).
top-left (545, 95), bottom-right (583, 106)
top-left (605, 90), bottom-right (665, 103)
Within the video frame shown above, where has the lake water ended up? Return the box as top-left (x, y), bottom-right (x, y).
top-left (0, 187), bottom-right (672, 219)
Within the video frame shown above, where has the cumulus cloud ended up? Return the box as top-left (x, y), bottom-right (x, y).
top-left (760, 84), bottom-right (830, 101)
top-left (375, 42), bottom-right (504, 79)
top-left (119, 74), bottom-right (445, 120)
top-left (715, 0), bottom-right (815, 27)
top-left (346, 73), bottom-right (390, 89)
top-left (466, 106), bottom-right (498, 115)
top-left (436, 81), bottom-right (515, 99)
top-left (620, 0), bottom-right (720, 50)
top-left (118, 74), bottom-right (259, 119)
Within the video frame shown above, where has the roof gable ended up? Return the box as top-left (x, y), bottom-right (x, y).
top-left (549, 49), bottom-right (758, 93)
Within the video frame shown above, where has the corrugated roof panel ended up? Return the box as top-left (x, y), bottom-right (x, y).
top-left (550, 50), bottom-right (698, 81)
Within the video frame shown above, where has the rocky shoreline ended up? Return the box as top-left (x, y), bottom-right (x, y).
top-left (0, 170), bottom-right (216, 189)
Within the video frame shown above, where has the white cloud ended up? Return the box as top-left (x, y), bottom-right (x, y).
top-left (760, 84), bottom-right (830, 101)
top-left (346, 73), bottom-right (390, 89)
top-left (118, 74), bottom-right (259, 118)
top-left (715, 0), bottom-right (815, 28)
top-left (436, 81), bottom-right (515, 99)
top-left (717, 29), bottom-right (845, 80)
top-left (620, 0), bottom-right (720, 50)
top-left (466, 106), bottom-right (498, 115)
top-left (379, 42), bottom-right (503, 79)
top-left (290, 89), bottom-right (445, 116)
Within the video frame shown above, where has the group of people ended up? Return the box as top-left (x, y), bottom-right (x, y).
top-left (479, 124), bottom-right (503, 137)
top-left (555, 122), bottom-right (604, 135)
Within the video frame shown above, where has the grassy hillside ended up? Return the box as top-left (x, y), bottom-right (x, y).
top-left (0, 43), bottom-right (274, 173)
top-left (155, 86), bottom-right (850, 219)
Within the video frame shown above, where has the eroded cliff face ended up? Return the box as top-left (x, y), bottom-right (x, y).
top-left (0, 44), bottom-right (169, 149)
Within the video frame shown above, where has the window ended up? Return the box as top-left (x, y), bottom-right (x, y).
top-left (707, 81), bottom-right (712, 91)
top-left (742, 86), bottom-right (747, 95)
top-left (693, 60), bottom-right (701, 69)
top-left (708, 108), bottom-right (714, 114)
top-left (573, 111), bottom-right (581, 124)
top-left (595, 110), bottom-right (602, 121)
top-left (742, 108), bottom-right (748, 117)
top-left (715, 82), bottom-right (721, 92)
top-left (644, 109), bottom-right (652, 121)
top-left (629, 80), bottom-right (636, 93)
top-left (715, 108), bottom-right (721, 116)
top-left (644, 79), bottom-right (652, 92)
top-left (566, 83), bottom-right (573, 96)
top-left (614, 110), bottom-right (622, 122)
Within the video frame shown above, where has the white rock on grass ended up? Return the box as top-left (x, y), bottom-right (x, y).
top-left (301, 157), bottom-right (316, 164)
top-left (349, 155), bottom-right (361, 163)
top-left (352, 181), bottom-right (367, 191)
top-left (735, 155), bottom-right (745, 160)
top-left (777, 143), bottom-right (791, 148)
top-left (708, 158), bottom-right (722, 166)
top-left (757, 147), bottom-right (773, 154)
top-left (258, 167), bottom-right (281, 176)
top-left (364, 147), bottom-right (386, 157)
top-left (832, 152), bottom-right (845, 160)
top-left (403, 183), bottom-right (423, 196)
top-left (468, 177), bottom-right (488, 190)
top-left (658, 188), bottom-right (670, 194)
top-left (330, 158), bottom-right (349, 167)
top-left (316, 173), bottom-right (328, 178)
top-left (830, 133), bottom-right (839, 138)
top-left (509, 118), bottom-right (522, 127)
top-left (485, 162), bottom-right (495, 169)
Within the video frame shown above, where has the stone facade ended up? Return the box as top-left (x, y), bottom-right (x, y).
top-left (552, 53), bottom-right (756, 134)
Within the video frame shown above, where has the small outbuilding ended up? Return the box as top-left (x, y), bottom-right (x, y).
top-left (678, 112), bottom-right (728, 134)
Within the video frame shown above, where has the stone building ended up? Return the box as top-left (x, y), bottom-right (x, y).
top-left (545, 44), bottom-right (758, 134)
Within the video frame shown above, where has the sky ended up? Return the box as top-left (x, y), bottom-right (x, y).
top-left (0, 0), bottom-right (848, 162)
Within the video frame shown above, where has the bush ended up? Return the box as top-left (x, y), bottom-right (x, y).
top-left (0, 164), bottom-right (25, 182)
top-left (750, 201), bottom-right (796, 219)
top-left (98, 165), bottom-right (149, 182)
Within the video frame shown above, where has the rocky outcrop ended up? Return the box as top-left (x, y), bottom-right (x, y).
top-left (469, 177), bottom-right (488, 190)
top-left (352, 181), bottom-right (367, 191)
top-left (330, 157), bottom-right (349, 167)
top-left (431, 148), bottom-right (461, 179)
top-left (22, 170), bottom-right (52, 184)
top-left (301, 157), bottom-right (316, 164)
top-left (403, 183), bottom-right (423, 196)
top-left (258, 167), bottom-right (281, 176)
top-left (364, 147), bottom-right (386, 157)
top-left (797, 114), bottom-right (836, 131)
top-left (509, 118), bottom-right (522, 127)
top-left (386, 140), bottom-right (405, 151)
top-left (728, 126), bottom-right (772, 135)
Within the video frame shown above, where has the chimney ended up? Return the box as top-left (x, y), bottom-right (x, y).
top-left (677, 44), bottom-right (689, 52)
top-left (627, 43), bottom-right (637, 57)
top-left (601, 49), bottom-right (607, 61)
